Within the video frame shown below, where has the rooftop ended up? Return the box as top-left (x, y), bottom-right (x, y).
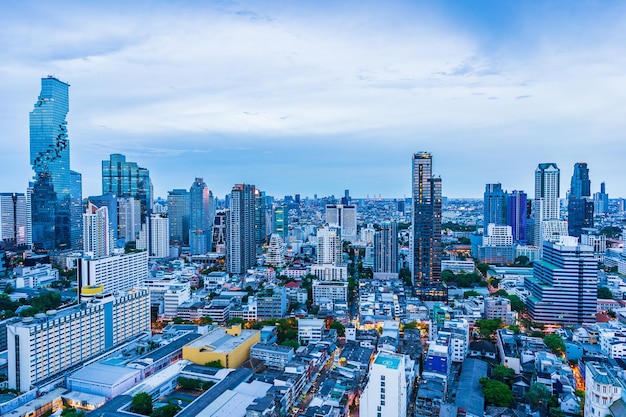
top-left (373, 352), bottom-right (402, 370)
top-left (186, 327), bottom-right (259, 354)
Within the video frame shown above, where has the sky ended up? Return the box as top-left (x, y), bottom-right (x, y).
top-left (1, 0), bottom-right (626, 200)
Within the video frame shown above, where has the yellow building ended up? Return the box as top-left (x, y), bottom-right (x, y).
top-left (182, 325), bottom-right (260, 368)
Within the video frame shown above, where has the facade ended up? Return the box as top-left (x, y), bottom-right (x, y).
top-left (101, 154), bottom-right (151, 223)
top-left (227, 184), bottom-right (256, 274)
top-left (77, 251), bottom-right (148, 296)
top-left (317, 225), bottom-right (342, 266)
top-left (0, 193), bottom-right (28, 246)
top-left (411, 152), bottom-right (446, 301)
top-left (30, 76), bottom-right (72, 250)
top-left (117, 197), bottom-right (141, 243)
top-left (584, 362), bottom-right (626, 417)
top-left (273, 205), bottom-right (288, 240)
top-left (325, 204), bottom-right (357, 243)
top-left (265, 234), bottom-right (286, 267)
top-left (312, 280), bottom-right (348, 304)
top-left (533, 163), bottom-right (560, 246)
top-left (506, 190), bottom-right (527, 244)
top-left (298, 318), bottom-right (325, 344)
top-left (484, 183), bottom-right (507, 230)
top-left (7, 289), bottom-right (150, 392)
top-left (568, 162), bottom-right (594, 237)
top-left (70, 170), bottom-right (83, 249)
top-left (250, 343), bottom-right (294, 370)
top-left (82, 202), bottom-right (113, 258)
top-left (484, 297), bottom-right (513, 325)
top-left (525, 236), bottom-right (597, 325)
top-left (167, 189), bottom-right (190, 245)
top-left (374, 221), bottom-right (398, 274)
top-left (593, 182), bottom-right (609, 215)
top-left (86, 194), bottom-right (118, 242)
top-left (136, 213), bottom-right (169, 259)
top-left (256, 288), bottom-right (288, 320)
top-left (360, 351), bottom-right (409, 417)
top-left (182, 325), bottom-right (260, 368)
top-left (310, 264), bottom-right (348, 281)
top-left (212, 210), bottom-right (227, 252)
top-left (189, 178), bottom-right (214, 255)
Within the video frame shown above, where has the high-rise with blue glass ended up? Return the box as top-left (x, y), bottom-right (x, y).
top-left (189, 178), bottom-right (214, 255)
top-left (30, 76), bottom-right (79, 250)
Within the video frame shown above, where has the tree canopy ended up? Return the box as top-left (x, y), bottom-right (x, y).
top-left (475, 318), bottom-right (502, 338)
top-left (526, 383), bottom-right (551, 407)
top-left (150, 404), bottom-right (181, 417)
top-left (480, 378), bottom-right (514, 407)
top-left (131, 392), bottom-right (153, 416)
top-left (543, 334), bottom-right (565, 354)
top-left (598, 287), bottom-right (613, 300)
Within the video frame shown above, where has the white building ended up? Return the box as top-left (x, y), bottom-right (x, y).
top-left (7, 289), bottom-right (150, 392)
top-left (584, 362), bottom-right (626, 417)
top-left (265, 234), bottom-right (286, 267)
top-left (483, 224), bottom-right (513, 246)
top-left (317, 225), bottom-right (342, 266)
top-left (13, 264), bottom-right (58, 288)
top-left (117, 197), bottom-right (141, 243)
top-left (312, 280), bottom-right (348, 304)
top-left (77, 251), bottom-right (148, 298)
top-left (137, 213), bottom-right (169, 259)
top-left (360, 351), bottom-right (412, 417)
top-left (310, 264), bottom-right (348, 281)
top-left (442, 319), bottom-right (470, 363)
top-left (83, 202), bottom-right (114, 258)
top-left (360, 224), bottom-right (376, 245)
top-left (298, 318), bottom-right (325, 344)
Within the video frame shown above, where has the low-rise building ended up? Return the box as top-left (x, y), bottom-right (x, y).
top-left (182, 325), bottom-right (259, 368)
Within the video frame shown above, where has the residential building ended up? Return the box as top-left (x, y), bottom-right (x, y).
top-left (525, 236), bottom-right (597, 325)
top-left (507, 190), bottom-right (527, 244)
top-left (584, 362), bottom-right (626, 417)
top-left (312, 280), bottom-right (348, 304)
top-left (485, 297), bottom-right (513, 325)
top-left (30, 76), bottom-right (73, 250)
top-left (360, 351), bottom-right (411, 417)
top-left (136, 213), bottom-right (169, 259)
top-left (317, 225), bottom-right (342, 266)
top-left (411, 152), bottom-right (446, 301)
top-left (0, 193), bottom-right (28, 246)
top-left (77, 251), bottom-right (148, 298)
top-left (212, 209), bottom-right (227, 252)
top-left (298, 318), bottom-right (325, 344)
top-left (250, 343), bottom-right (294, 370)
top-left (70, 170), bottom-right (83, 249)
top-left (374, 221), bottom-right (398, 274)
top-left (82, 202), bottom-right (113, 258)
top-left (7, 289), bottom-right (150, 392)
top-left (256, 288), bottom-right (288, 319)
top-left (117, 197), bottom-right (141, 243)
top-left (227, 184), bottom-right (256, 274)
top-left (532, 163), bottom-right (560, 246)
top-left (189, 178), bottom-right (214, 255)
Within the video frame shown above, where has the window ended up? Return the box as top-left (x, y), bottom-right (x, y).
top-left (381, 375), bottom-right (385, 380)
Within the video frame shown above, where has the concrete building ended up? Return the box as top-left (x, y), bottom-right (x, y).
top-left (8, 289), bottom-right (150, 392)
top-left (325, 204), bottom-right (357, 243)
top-left (82, 202), bottom-right (114, 258)
top-left (136, 213), bottom-right (169, 259)
top-left (310, 264), bottom-right (348, 281)
top-left (584, 362), bottom-right (626, 417)
top-left (312, 280), bottom-right (349, 304)
top-left (374, 221), bottom-right (398, 274)
top-left (227, 184), bottom-right (256, 274)
top-left (360, 351), bottom-right (412, 417)
top-left (77, 251), bottom-right (148, 297)
top-left (485, 297), bottom-right (513, 325)
top-left (317, 225), bottom-right (342, 266)
top-left (298, 318), bottom-right (325, 344)
top-left (525, 236), bottom-right (597, 325)
top-left (250, 343), bottom-right (294, 370)
top-left (67, 363), bottom-right (141, 399)
top-left (0, 192), bottom-right (28, 247)
top-left (182, 325), bottom-right (260, 368)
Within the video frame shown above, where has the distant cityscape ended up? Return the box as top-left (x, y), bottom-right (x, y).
top-left (1, 77), bottom-right (626, 417)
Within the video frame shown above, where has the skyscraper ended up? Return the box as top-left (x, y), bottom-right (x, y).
top-left (412, 152), bottom-right (446, 301)
top-left (82, 202), bottom-right (113, 258)
top-left (86, 194), bottom-right (118, 242)
top-left (136, 213), bottom-right (169, 259)
top-left (167, 189), bottom-right (190, 245)
top-left (532, 163), bottom-right (561, 246)
top-left (593, 182), bottom-right (609, 215)
top-left (483, 183), bottom-right (507, 230)
top-left (525, 236), bottom-right (596, 325)
top-left (102, 154), bottom-right (151, 223)
top-left (0, 193), bottom-right (28, 247)
top-left (506, 190), bottom-right (527, 244)
top-left (273, 205), bottom-right (288, 241)
top-left (325, 204), bottom-right (357, 243)
top-left (29, 76), bottom-right (74, 250)
top-left (227, 184), bottom-right (256, 274)
top-left (568, 162), bottom-right (594, 237)
top-left (317, 225), bottom-right (342, 266)
top-left (189, 178), bottom-right (213, 255)
top-left (117, 197), bottom-right (141, 243)
top-left (374, 221), bottom-right (398, 273)
top-left (70, 170), bottom-right (83, 249)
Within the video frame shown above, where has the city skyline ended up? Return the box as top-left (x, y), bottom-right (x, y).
top-left (2, 1), bottom-right (626, 199)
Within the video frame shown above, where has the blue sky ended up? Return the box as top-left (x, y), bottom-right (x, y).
top-left (1, 1), bottom-right (626, 199)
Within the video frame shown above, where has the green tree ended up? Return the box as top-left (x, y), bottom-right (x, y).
top-left (526, 383), bottom-right (551, 408)
top-left (507, 294), bottom-right (526, 312)
top-left (598, 287), bottom-right (613, 299)
top-left (475, 318), bottom-right (502, 338)
top-left (599, 226), bottom-right (622, 239)
top-left (329, 321), bottom-right (345, 337)
top-left (480, 378), bottom-right (514, 407)
top-left (514, 255), bottom-right (530, 266)
top-left (548, 407), bottom-right (565, 417)
top-left (403, 321), bottom-right (418, 330)
top-left (463, 290), bottom-right (480, 299)
top-left (492, 365), bottom-right (515, 386)
top-left (281, 339), bottom-right (300, 349)
top-left (205, 360), bottom-right (224, 368)
top-left (492, 289), bottom-right (508, 297)
top-left (150, 404), bottom-right (181, 417)
top-left (131, 392), bottom-right (153, 416)
top-left (543, 334), bottom-right (565, 354)
top-left (476, 262), bottom-right (490, 277)
top-left (507, 325), bottom-right (521, 334)
top-left (399, 268), bottom-right (412, 287)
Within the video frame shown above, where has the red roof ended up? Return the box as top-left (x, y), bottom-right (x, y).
top-left (284, 281), bottom-right (300, 288)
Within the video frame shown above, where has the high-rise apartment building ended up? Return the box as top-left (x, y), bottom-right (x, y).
top-left (86, 194), bottom-right (118, 241)
top-left (506, 190), bottom-right (527, 244)
top-left (8, 289), bottom-right (150, 392)
top-left (30, 76), bottom-right (76, 250)
top-left (167, 189), bottom-right (190, 245)
top-left (568, 162), bottom-right (594, 237)
top-left (102, 154), bottom-right (151, 223)
top-left (483, 183), bottom-right (507, 230)
top-left (325, 204), bottom-right (357, 243)
top-left (82, 202), bottom-right (113, 259)
top-left (532, 163), bottom-right (561, 246)
top-left (77, 250), bottom-right (148, 296)
top-left (525, 236), bottom-right (596, 325)
top-left (317, 225), bottom-right (342, 266)
top-left (227, 184), bottom-right (256, 274)
top-left (117, 197), bottom-right (141, 243)
top-left (374, 221), bottom-right (398, 273)
top-left (189, 178), bottom-right (213, 255)
top-left (212, 209), bottom-right (227, 252)
top-left (411, 152), bottom-right (446, 301)
top-left (0, 193), bottom-right (28, 247)
top-left (137, 213), bottom-right (169, 259)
